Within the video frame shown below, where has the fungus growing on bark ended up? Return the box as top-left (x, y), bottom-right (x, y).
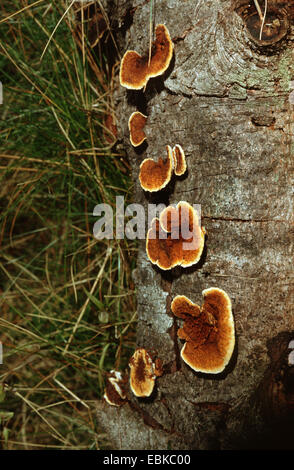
top-left (171, 288), bottom-right (235, 374)
top-left (139, 145), bottom-right (173, 192)
top-left (172, 144), bottom-right (187, 176)
top-left (146, 201), bottom-right (205, 270)
top-left (128, 111), bottom-right (147, 147)
top-left (119, 24), bottom-right (174, 90)
top-left (103, 370), bottom-right (127, 406)
top-left (129, 348), bottom-right (162, 397)
top-left (139, 144), bottom-right (188, 192)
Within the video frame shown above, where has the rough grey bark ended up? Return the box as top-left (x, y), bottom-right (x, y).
top-left (97, 0), bottom-right (294, 449)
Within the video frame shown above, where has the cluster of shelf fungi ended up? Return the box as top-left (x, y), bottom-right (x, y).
top-left (104, 23), bottom-right (236, 407)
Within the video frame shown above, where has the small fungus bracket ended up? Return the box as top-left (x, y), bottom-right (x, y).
top-left (120, 24), bottom-right (174, 90)
top-left (129, 348), bottom-right (161, 398)
top-left (129, 111), bottom-right (147, 147)
top-left (171, 289), bottom-right (235, 374)
top-left (103, 370), bottom-right (128, 407)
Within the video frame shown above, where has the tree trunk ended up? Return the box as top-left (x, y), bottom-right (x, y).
top-left (97, 0), bottom-right (294, 449)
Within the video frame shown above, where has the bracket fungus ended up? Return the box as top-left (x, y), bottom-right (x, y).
top-left (172, 144), bottom-right (186, 176)
top-left (128, 111), bottom-right (147, 147)
top-left (119, 24), bottom-right (174, 90)
top-left (171, 288), bottom-right (235, 374)
top-left (146, 201), bottom-right (205, 270)
top-left (139, 145), bottom-right (174, 192)
top-left (139, 144), bottom-right (188, 192)
top-left (103, 370), bottom-right (127, 407)
top-left (129, 348), bottom-right (163, 398)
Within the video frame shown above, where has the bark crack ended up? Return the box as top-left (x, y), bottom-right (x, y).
top-left (202, 215), bottom-right (289, 223)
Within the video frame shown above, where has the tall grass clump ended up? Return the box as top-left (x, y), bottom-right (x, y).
top-left (0, 0), bottom-right (136, 449)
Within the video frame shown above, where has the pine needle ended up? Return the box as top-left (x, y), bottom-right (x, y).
top-left (40, 0), bottom-right (75, 61)
top-left (259, 0), bottom-right (267, 40)
top-left (253, 0), bottom-right (263, 23)
top-left (148, 0), bottom-right (153, 67)
top-left (253, 0), bottom-right (267, 41)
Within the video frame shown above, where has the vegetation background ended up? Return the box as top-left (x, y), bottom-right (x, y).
top-left (0, 0), bottom-right (136, 449)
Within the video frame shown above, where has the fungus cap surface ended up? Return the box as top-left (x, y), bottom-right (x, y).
top-left (103, 370), bottom-right (127, 406)
top-left (119, 24), bottom-right (173, 90)
top-left (146, 201), bottom-right (205, 270)
top-left (128, 111), bottom-right (147, 147)
top-left (172, 145), bottom-right (187, 176)
top-left (129, 348), bottom-right (156, 397)
top-left (139, 145), bottom-right (173, 192)
top-left (172, 288), bottom-right (235, 374)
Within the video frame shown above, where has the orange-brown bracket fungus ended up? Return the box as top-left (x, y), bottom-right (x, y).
top-left (139, 145), bottom-right (174, 192)
top-left (172, 144), bottom-right (187, 176)
top-left (171, 288), bottom-right (235, 374)
top-left (103, 370), bottom-right (127, 406)
top-left (129, 348), bottom-right (162, 397)
top-left (128, 111), bottom-right (147, 147)
top-left (119, 24), bottom-right (174, 90)
top-left (146, 201), bottom-right (205, 270)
